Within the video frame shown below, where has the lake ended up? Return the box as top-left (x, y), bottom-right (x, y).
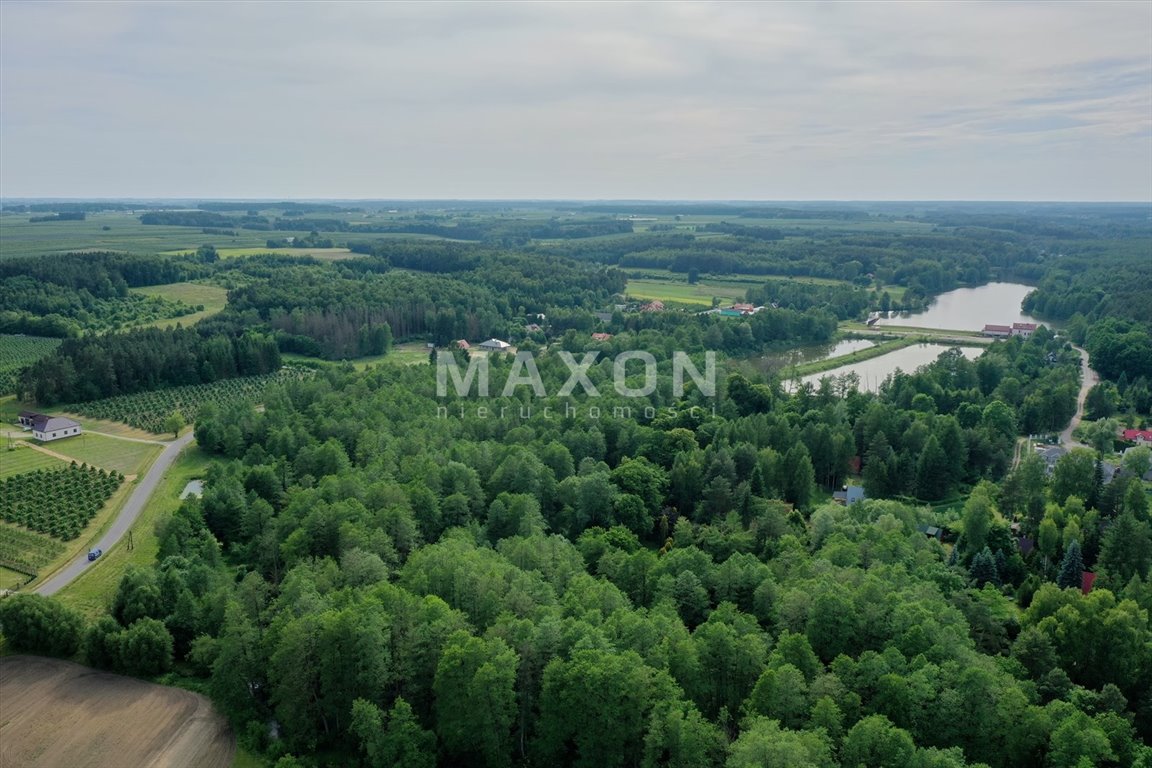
top-left (877, 282), bottom-right (1041, 332)
top-left (798, 344), bottom-right (984, 393)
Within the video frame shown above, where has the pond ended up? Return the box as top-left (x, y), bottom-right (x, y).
top-left (768, 338), bottom-right (878, 367)
top-left (877, 282), bottom-right (1041, 332)
top-left (797, 344), bottom-right (984, 393)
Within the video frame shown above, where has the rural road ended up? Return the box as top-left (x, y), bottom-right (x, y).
top-left (35, 432), bottom-right (195, 597)
top-left (1059, 344), bottom-right (1099, 449)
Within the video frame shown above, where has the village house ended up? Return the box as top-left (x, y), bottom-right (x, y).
top-left (1012, 322), bottom-right (1037, 338)
top-left (1035, 444), bottom-right (1067, 475)
top-left (832, 485), bottom-right (866, 505)
top-left (591, 333), bottom-right (613, 342)
top-left (1121, 428), bottom-right (1152, 446)
top-left (477, 338), bottom-right (513, 353)
top-left (982, 324), bottom-right (1012, 338)
top-left (18, 411), bottom-right (82, 442)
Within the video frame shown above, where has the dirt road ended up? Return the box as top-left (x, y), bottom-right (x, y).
top-left (1060, 345), bottom-right (1099, 449)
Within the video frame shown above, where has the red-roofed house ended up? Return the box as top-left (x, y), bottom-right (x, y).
top-left (1012, 322), bottom-right (1038, 338)
top-left (982, 324), bottom-right (1012, 338)
top-left (1121, 429), bottom-right (1152, 446)
top-left (641, 301), bottom-right (665, 313)
top-left (455, 340), bottom-right (470, 350)
top-left (591, 333), bottom-right (613, 342)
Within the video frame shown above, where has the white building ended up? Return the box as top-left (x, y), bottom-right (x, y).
top-left (21, 413), bottom-right (82, 442)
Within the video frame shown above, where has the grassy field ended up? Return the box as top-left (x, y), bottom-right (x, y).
top-left (56, 446), bottom-right (211, 618)
top-left (129, 281), bottom-right (229, 328)
top-left (32, 432), bottom-right (163, 477)
top-left (55, 412), bottom-right (171, 440)
top-left (0, 564), bottom-right (29, 590)
top-left (626, 277), bottom-right (751, 307)
top-left (0, 444), bottom-right (67, 479)
top-left (0, 211), bottom-right (280, 260)
top-left (282, 341), bottom-right (431, 369)
top-left (160, 246), bottom-right (359, 260)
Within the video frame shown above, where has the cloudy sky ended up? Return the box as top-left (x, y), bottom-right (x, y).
top-left (2, 1), bottom-right (1150, 200)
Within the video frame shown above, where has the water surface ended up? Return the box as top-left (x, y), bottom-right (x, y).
top-left (877, 282), bottom-right (1040, 332)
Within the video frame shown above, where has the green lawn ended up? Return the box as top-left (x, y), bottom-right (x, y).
top-left (36, 432), bottom-right (163, 477)
top-left (282, 342), bottom-right (431, 369)
top-left (0, 565), bottom-right (29, 590)
top-left (55, 446), bottom-right (212, 618)
top-left (0, 444), bottom-right (67, 479)
top-left (0, 212), bottom-right (271, 260)
top-left (626, 277), bottom-right (749, 307)
top-left (160, 246), bottom-right (360, 261)
top-left (129, 281), bottom-right (229, 329)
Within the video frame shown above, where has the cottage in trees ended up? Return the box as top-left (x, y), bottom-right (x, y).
top-left (477, 338), bottom-right (512, 353)
top-left (18, 412), bottom-right (82, 442)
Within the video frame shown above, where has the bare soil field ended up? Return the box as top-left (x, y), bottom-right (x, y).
top-left (0, 655), bottom-right (235, 768)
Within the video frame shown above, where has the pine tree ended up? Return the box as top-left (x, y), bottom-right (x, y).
top-left (969, 546), bottom-right (1000, 587)
top-left (1057, 539), bottom-right (1085, 590)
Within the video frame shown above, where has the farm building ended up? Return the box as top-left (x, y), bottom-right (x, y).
top-left (1012, 322), bottom-right (1037, 338)
top-left (982, 324), bottom-right (1012, 338)
top-left (18, 412), bottom-right (82, 442)
top-left (478, 338), bottom-right (513, 353)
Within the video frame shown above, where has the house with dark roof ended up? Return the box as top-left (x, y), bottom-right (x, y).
top-left (477, 338), bottom-right (513, 353)
top-left (917, 524), bottom-right (943, 540)
top-left (1036, 444), bottom-right (1067, 475)
top-left (832, 485), bottom-right (866, 505)
top-left (20, 412), bottom-right (82, 442)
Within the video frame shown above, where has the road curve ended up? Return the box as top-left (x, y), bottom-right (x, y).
top-left (35, 432), bottom-right (196, 597)
top-left (1059, 344), bottom-right (1099, 449)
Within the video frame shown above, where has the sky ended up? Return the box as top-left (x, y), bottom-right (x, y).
top-left (1, 1), bottom-right (1150, 201)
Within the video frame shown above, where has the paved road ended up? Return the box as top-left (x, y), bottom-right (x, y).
top-left (35, 432), bottom-right (195, 596)
top-left (1060, 345), bottom-right (1099, 449)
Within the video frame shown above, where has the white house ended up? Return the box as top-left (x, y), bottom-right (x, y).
top-left (25, 413), bottom-right (82, 442)
top-left (477, 338), bottom-right (512, 353)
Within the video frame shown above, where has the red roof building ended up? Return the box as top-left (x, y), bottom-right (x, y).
top-left (591, 333), bottom-right (613, 341)
top-left (1121, 428), bottom-right (1152, 445)
top-left (982, 324), bottom-right (1012, 337)
top-left (1012, 322), bottom-right (1038, 338)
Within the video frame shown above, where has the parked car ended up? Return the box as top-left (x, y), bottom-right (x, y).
top-left (87, 548), bottom-right (102, 561)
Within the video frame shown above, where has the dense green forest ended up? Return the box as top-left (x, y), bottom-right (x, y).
top-left (0, 201), bottom-right (1150, 767)
top-left (4, 341), bottom-right (1149, 767)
